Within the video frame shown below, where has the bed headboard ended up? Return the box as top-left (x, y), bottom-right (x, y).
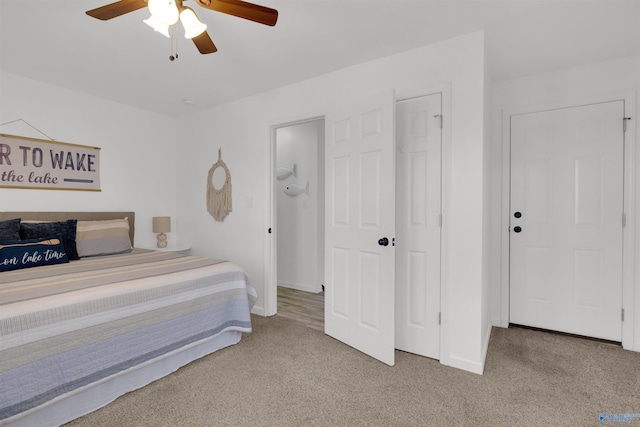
top-left (0, 212), bottom-right (136, 246)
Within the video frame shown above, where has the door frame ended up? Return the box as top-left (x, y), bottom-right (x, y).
top-left (265, 115), bottom-right (325, 317)
top-left (499, 92), bottom-right (637, 350)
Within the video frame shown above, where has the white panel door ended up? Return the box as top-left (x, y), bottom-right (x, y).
top-left (395, 94), bottom-right (442, 359)
top-left (325, 90), bottom-right (396, 366)
top-left (510, 101), bottom-right (624, 341)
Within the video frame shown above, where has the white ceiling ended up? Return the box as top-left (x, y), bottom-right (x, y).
top-left (1, 0), bottom-right (639, 117)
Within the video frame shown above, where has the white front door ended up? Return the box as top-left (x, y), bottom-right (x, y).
top-left (395, 93), bottom-right (442, 359)
top-left (324, 90), bottom-right (396, 366)
top-left (510, 101), bottom-right (625, 341)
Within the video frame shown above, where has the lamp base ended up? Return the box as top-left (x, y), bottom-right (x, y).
top-left (156, 232), bottom-right (168, 248)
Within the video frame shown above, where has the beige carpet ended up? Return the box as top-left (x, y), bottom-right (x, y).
top-left (66, 315), bottom-right (640, 426)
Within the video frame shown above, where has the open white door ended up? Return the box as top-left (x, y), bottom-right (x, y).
top-left (324, 90), bottom-right (396, 366)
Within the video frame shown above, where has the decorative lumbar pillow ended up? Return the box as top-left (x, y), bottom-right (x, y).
top-left (19, 220), bottom-right (79, 260)
top-left (76, 218), bottom-right (132, 257)
top-left (0, 218), bottom-right (21, 241)
top-left (0, 234), bottom-right (69, 272)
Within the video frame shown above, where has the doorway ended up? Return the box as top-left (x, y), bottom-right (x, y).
top-left (272, 118), bottom-right (326, 325)
top-left (267, 91), bottom-right (444, 364)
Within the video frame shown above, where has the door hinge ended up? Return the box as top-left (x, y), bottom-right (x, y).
top-left (622, 213), bottom-right (627, 228)
top-left (434, 114), bottom-right (443, 129)
top-left (622, 308), bottom-right (625, 322)
top-left (623, 117), bottom-right (631, 133)
top-left (438, 312), bottom-right (441, 325)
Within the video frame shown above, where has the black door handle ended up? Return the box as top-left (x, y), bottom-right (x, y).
top-left (513, 226), bottom-right (522, 233)
top-left (378, 237), bottom-right (389, 246)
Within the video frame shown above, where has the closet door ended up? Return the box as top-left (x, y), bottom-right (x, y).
top-left (395, 93), bottom-right (442, 359)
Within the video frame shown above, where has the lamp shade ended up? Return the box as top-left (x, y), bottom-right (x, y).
top-left (143, 15), bottom-right (170, 38)
top-left (152, 216), bottom-right (171, 233)
top-left (180, 7), bottom-right (207, 39)
top-left (148, 0), bottom-right (179, 26)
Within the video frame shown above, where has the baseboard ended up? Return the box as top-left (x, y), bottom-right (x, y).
top-left (277, 281), bottom-right (321, 293)
top-left (251, 305), bottom-right (266, 316)
top-left (447, 355), bottom-right (484, 375)
top-left (492, 314), bottom-right (507, 328)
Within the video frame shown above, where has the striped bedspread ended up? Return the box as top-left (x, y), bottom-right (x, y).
top-left (0, 249), bottom-right (257, 422)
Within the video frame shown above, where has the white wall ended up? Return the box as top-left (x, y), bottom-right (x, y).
top-left (0, 72), bottom-right (179, 249)
top-left (276, 120), bottom-right (322, 293)
top-left (176, 31), bottom-right (489, 373)
top-left (3, 31), bottom-right (637, 374)
top-left (490, 54), bottom-right (640, 350)
top-left (8, 28), bottom-right (636, 373)
top-left (0, 31), bottom-right (491, 375)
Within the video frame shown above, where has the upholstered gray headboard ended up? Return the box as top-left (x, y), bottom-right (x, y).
top-left (0, 212), bottom-right (135, 246)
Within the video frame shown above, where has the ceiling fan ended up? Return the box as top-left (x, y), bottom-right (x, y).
top-left (86, 0), bottom-right (278, 56)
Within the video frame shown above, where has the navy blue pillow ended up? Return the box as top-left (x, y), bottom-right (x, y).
top-left (0, 218), bottom-right (21, 241)
top-left (0, 234), bottom-right (69, 272)
top-left (19, 220), bottom-right (79, 260)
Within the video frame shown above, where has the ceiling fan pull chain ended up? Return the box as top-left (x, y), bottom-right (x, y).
top-left (169, 23), bottom-right (179, 61)
top-left (175, 26), bottom-right (180, 60)
top-left (168, 25), bottom-right (174, 61)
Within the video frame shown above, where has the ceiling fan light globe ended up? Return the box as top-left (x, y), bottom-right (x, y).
top-left (180, 7), bottom-right (207, 39)
top-left (143, 15), bottom-right (171, 38)
top-left (148, 0), bottom-right (179, 26)
top-left (184, 22), bottom-right (207, 39)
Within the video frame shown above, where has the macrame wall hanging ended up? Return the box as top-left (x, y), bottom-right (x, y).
top-left (206, 148), bottom-right (232, 221)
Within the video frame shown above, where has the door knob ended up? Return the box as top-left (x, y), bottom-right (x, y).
top-left (513, 226), bottom-right (522, 233)
top-left (378, 237), bottom-right (389, 246)
top-left (514, 211), bottom-right (522, 218)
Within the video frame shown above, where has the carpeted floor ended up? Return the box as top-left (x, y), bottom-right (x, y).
top-left (66, 314), bottom-right (640, 426)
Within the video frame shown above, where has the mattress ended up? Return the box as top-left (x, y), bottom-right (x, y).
top-left (0, 249), bottom-right (257, 425)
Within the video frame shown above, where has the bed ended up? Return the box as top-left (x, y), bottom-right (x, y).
top-left (0, 212), bottom-right (257, 427)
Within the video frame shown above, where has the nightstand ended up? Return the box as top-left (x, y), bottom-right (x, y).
top-left (147, 245), bottom-right (191, 255)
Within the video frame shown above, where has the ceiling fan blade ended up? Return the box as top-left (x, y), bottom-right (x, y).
top-left (192, 31), bottom-right (218, 54)
top-left (195, 0), bottom-right (278, 26)
top-left (86, 0), bottom-right (147, 20)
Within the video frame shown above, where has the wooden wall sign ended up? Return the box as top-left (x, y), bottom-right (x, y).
top-left (0, 134), bottom-right (101, 191)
